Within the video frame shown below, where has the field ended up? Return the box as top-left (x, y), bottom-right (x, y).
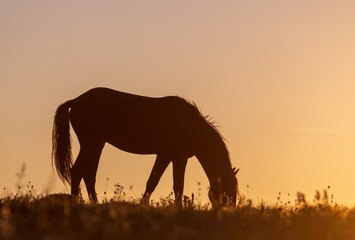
top-left (1, 188), bottom-right (355, 240)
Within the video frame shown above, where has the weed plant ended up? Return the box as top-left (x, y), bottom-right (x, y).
top-left (1, 184), bottom-right (355, 240)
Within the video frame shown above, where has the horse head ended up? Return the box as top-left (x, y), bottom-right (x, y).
top-left (208, 167), bottom-right (239, 208)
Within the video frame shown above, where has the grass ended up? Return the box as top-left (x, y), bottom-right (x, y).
top-left (1, 188), bottom-right (355, 240)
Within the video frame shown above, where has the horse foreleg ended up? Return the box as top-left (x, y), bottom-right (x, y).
top-left (141, 155), bottom-right (170, 205)
top-left (172, 158), bottom-right (188, 206)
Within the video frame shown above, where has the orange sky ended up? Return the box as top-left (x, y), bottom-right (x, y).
top-left (1, 1), bottom-right (355, 206)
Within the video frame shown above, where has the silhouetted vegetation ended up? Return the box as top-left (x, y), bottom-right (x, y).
top-left (1, 187), bottom-right (354, 240)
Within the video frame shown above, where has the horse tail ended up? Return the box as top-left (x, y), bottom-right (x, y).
top-left (51, 100), bottom-right (73, 185)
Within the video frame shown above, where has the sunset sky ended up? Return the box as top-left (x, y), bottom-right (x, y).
top-left (1, 1), bottom-right (355, 206)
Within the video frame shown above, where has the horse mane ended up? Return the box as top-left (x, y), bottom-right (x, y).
top-left (179, 97), bottom-right (230, 159)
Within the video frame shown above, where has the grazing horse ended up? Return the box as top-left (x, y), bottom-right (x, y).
top-left (52, 87), bottom-right (239, 207)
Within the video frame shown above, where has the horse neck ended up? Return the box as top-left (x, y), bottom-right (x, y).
top-left (195, 127), bottom-right (234, 189)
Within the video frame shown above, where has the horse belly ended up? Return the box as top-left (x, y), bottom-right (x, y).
top-left (104, 124), bottom-right (162, 155)
top-left (101, 99), bottom-right (198, 157)
top-left (105, 124), bottom-right (194, 157)
top-left (107, 137), bottom-right (158, 154)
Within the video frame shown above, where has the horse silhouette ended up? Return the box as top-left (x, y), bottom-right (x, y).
top-left (52, 87), bottom-right (239, 207)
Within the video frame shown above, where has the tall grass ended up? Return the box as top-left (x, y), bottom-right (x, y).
top-left (1, 186), bottom-right (355, 240)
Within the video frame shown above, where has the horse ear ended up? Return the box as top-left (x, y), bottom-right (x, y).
top-left (234, 168), bottom-right (240, 175)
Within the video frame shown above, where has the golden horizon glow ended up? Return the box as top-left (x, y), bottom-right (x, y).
top-left (1, 1), bottom-right (355, 206)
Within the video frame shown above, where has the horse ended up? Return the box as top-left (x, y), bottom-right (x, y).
top-left (51, 87), bottom-right (239, 207)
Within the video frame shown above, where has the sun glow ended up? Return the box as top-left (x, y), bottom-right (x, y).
top-left (1, 0), bottom-right (355, 206)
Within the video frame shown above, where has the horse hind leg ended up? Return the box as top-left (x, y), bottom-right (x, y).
top-left (83, 143), bottom-right (105, 202)
top-left (71, 151), bottom-right (85, 198)
top-left (72, 142), bottom-right (104, 203)
top-left (141, 155), bottom-right (170, 204)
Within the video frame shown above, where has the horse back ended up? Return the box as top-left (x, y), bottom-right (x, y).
top-left (69, 88), bottom-right (203, 157)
